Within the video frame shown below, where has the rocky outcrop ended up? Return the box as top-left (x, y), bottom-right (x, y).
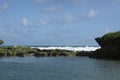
top-left (95, 31), bottom-right (120, 47)
top-left (90, 31), bottom-right (120, 59)
top-left (0, 39), bottom-right (4, 45)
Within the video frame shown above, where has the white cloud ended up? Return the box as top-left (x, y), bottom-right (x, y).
top-left (87, 10), bottom-right (98, 18)
top-left (0, 2), bottom-right (8, 11)
top-left (39, 19), bottom-right (47, 25)
top-left (34, 0), bottom-right (44, 4)
top-left (21, 18), bottom-right (29, 27)
top-left (51, 0), bottom-right (86, 7)
top-left (105, 27), bottom-right (111, 33)
top-left (38, 15), bottom-right (79, 26)
top-left (88, 36), bottom-right (93, 40)
top-left (73, 0), bottom-right (86, 5)
top-left (44, 6), bottom-right (62, 13)
top-left (65, 15), bottom-right (74, 24)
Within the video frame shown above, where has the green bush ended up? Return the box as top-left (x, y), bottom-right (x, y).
top-left (95, 31), bottom-right (120, 47)
top-left (0, 39), bottom-right (4, 45)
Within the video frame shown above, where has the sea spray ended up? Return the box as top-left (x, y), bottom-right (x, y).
top-left (31, 46), bottom-right (100, 51)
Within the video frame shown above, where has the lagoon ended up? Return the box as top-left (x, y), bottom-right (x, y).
top-left (0, 56), bottom-right (120, 80)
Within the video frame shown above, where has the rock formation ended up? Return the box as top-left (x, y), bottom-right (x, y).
top-left (91, 31), bottom-right (120, 59)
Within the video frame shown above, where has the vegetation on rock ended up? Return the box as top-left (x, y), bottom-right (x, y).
top-left (0, 43), bottom-right (91, 57)
top-left (95, 31), bottom-right (120, 47)
top-left (0, 39), bottom-right (4, 45)
top-left (0, 46), bottom-right (36, 57)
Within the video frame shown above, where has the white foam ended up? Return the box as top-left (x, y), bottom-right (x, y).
top-left (31, 46), bottom-right (100, 51)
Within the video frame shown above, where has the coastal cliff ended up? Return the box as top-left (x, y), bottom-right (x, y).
top-left (90, 31), bottom-right (120, 59)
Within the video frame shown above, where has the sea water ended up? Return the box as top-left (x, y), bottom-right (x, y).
top-left (0, 56), bottom-right (120, 80)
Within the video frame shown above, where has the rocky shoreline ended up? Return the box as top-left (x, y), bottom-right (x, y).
top-left (0, 31), bottom-right (120, 59)
top-left (0, 46), bottom-right (93, 57)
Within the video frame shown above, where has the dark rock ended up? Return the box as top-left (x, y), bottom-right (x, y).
top-left (91, 31), bottom-right (120, 59)
top-left (34, 52), bottom-right (48, 57)
top-left (76, 51), bottom-right (93, 56)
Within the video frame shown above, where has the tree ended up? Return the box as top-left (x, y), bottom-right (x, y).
top-left (0, 39), bottom-right (4, 45)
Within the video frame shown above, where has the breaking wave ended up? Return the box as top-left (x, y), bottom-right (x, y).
top-left (31, 46), bottom-right (100, 51)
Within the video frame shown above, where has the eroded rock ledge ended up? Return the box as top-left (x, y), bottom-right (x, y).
top-left (90, 31), bottom-right (120, 59)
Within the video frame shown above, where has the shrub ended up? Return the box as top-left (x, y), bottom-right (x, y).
top-left (95, 31), bottom-right (120, 47)
top-left (0, 39), bottom-right (4, 45)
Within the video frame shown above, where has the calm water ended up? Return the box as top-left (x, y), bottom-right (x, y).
top-left (0, 56), bottom-right (120, 80)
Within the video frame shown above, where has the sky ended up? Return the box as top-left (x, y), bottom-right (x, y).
top-left (0, 0), bottom-right (120, 46)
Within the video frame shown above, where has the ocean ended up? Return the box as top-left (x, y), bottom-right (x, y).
top-left (1, 46), bottom-right (119, 80)
top-left (0, 56), bottom-right (120, 80)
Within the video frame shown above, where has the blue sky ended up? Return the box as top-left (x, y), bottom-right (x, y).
top-left (0, 0), bottom-right (120, 46)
